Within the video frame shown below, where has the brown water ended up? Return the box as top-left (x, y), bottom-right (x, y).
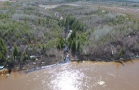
top-left (0, 60), bottom-right (139, 90)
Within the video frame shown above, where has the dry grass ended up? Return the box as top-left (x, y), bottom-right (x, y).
top-left (100, 6), bottom-right (139, 20)
top-left (0, 1), bottom-right (4, 8)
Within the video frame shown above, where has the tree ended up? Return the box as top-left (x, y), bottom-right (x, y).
top-left (13, 43), bottom-right (19, 60)
top-left (71, 40), bottom-right (76, 52)
top-left (57, 37), bottom-right (64, 50)
top-left (22, 51), bottom-right (29, 62)
top-left (77, 41), bottom-right (80, 52)
top-left (0, 38), bottom-right (7, 65)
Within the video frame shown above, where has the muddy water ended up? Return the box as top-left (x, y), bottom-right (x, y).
top-left (0, 60), bottom-right (139, 90)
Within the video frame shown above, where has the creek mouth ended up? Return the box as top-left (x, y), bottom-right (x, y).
top-left (0, 59), bottom-right (139, 90)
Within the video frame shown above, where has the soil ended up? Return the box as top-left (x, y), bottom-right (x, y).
top-left (39, 3), bottom-right (82, 9)
top-left (7, 55), bottom-right (64, 71)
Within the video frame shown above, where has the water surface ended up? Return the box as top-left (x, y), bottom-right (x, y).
top-left (0, 60), bottom-right (139, 90)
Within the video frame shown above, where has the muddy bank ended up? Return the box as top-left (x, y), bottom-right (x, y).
top-left (7, 55), bottom-right (64, 71)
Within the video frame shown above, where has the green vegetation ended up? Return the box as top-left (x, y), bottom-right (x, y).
top-left (57, 37), bottom-right (64, 50)
top-left (22, 51), bottom-right (29, 62)
top-left (57, 15), bottom-right (85, 52)
top-left (0, 0), bottom-right (139, 67)
top-left (13, 44), bottom-right (19, 61)
top-left (0, 1), bottom-right (63, 66)
top-left (117, 48), bottom-right (124, 59)
top-left (0, 38), bottom-right (7, 66)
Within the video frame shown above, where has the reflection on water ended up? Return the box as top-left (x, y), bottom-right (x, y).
top-left (0, 60), bottom-right (139, 90)
top-left (50, 64), bottom-right (85, 90)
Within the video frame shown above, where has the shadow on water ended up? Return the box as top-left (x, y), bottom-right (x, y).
top-left (122, 59), bottom-right (134, 64)
top-left (5, 68), bottom-right (11, 78)
top-left (115, 59), bottom-right (136, 67)
top-left (115, 61), bottom-right (125, 66)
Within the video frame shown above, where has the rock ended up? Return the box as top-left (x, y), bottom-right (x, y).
top-left (28, 48), bottom-right (33, 51)
top-left (30, 55), bottom-right (36, 59)
top-left (0, 66), bottom-right (4, 70)
top-left (6, 73), bottom-right (9, 77)
top-left (60, 16), bottom-right (63, 20)
top-left (136, 55), bottom-right (139, 58)
top-left (97, 81), bottom-right (105, 85)
top-left (33, 62), bottom-right (36, 65)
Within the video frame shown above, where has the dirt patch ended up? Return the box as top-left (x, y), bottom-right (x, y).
top-left (7, 54), bottom-right (65, 71)
top-left (39, 4), bottom-right (59, 9)
top-left (0, 69), bottom-right (8, 75)
top-left (100, 6), bottom-right (139, 20)
top-left (39, 3), bottom-right (82, 9)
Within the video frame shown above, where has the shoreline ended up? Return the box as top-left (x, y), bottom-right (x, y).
top-left (1, 56), bottom-right (138, 73)
top-left (0, 56), bottom-right (138, 78)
